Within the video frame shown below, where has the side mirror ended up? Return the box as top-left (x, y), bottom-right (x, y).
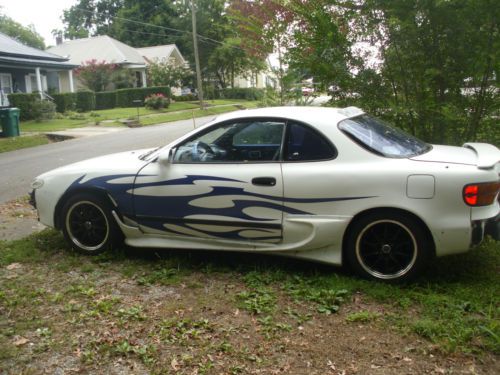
top-left (158, 148), bottom-right (175, 165)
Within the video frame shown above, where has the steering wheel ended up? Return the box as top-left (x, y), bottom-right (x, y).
top-left (192, 141), bottom-right (215, 161)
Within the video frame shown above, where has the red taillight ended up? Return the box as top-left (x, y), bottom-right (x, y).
top-left (463, 182), bottom-right (500, 206)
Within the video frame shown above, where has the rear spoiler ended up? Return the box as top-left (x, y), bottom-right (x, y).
top-left (463, 143), bottom-right (500, 169)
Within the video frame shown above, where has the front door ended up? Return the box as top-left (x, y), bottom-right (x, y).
top-left (134, 118), bottom-right (286, 243)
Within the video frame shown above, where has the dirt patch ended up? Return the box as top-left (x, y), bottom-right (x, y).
top-left (0, 197), bottom-right (45, 241)
top-left (0, 254), bottom-right (498, 375)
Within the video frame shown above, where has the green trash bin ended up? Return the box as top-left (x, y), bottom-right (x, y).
top-left (0, 108), bottom-right (20, 137)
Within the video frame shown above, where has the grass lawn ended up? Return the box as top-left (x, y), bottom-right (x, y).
top-left (0, 222), bottom-right (498, 373)
top-left (0, 134), bottom-right (49, 153)
top-left (19, 100), bottom-right (257, 133)
top-left (137, 102), bottom-right (261, 126)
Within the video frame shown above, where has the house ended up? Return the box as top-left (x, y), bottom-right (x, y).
top-left (137, 44), bottom-right (187, 68)
top-left (0, 32), bottom-right (77, 106)
top-left (233, 57), bottom-right (279, 90)
top-left (47, 35), bottom-right (149, 90)
top-left (137, 44), bottom-right (189, 95)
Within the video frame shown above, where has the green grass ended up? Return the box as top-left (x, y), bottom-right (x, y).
top-left (0, 134), bottom-right (49, 153)
top-left (1, 229), bottom-right (497, 355)
top-left (18, 100), bottom-right (258, 133)
top-left (138, 103), bottom-right (260, 126)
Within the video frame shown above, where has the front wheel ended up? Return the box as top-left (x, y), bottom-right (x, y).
top-left (61, 193), bottom-right (121, 255)
top-left (346, 212), bottom-right (431, 282)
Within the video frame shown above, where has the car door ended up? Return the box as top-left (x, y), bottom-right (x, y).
top-left (133, 118), bottom-right (286, 243)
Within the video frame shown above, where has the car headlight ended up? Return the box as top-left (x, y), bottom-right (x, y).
top-left (31, 179), bottom-right (44, 189)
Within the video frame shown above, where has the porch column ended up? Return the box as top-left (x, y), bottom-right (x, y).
top-left (141, 70), bottom-right (147, 88)
top-left (35, 67), bottom-right (43, 99)
top-left (68, 70), bottom-right (75, 93)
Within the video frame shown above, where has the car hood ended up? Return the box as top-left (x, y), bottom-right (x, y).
top-left (37, 149), bottom-right (153, 179)
top-left (410, 143), bottom-right (500, 169)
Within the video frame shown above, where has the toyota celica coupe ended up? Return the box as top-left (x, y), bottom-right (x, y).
top-left (30, 106), bottom-right (500, 282)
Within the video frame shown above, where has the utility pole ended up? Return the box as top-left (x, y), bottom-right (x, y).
top-left (191, 0), bottom-right (204, 109)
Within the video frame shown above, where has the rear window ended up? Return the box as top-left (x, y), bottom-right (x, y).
top-left (339, 115), bottom-right (431, 158)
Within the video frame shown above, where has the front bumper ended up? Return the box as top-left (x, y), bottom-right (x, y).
top-left (29, 189), bottom-right (36, 209)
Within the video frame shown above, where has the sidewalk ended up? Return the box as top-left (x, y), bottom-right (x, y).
top-left (45, 125), bottom-right (127, 139)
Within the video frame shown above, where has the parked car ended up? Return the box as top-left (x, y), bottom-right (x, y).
top-left (30, 106), bottom-right (500, 282)
top-left (301, 87), bottom-right (314, 96)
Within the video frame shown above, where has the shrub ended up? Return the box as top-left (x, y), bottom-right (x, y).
top-left (7, 93), bottom-right (39, 120)
top-left (95, 91), bottom-right (116, 110)
top-left (144, 93), bottom-right (169, 109)
top-left (32, 100), bottom-right (56, 121)
top-left (76, 90), bottom-right (96, 112)
top-left (172, 94), bottom-right (197, 102)
top-left (220, 88), bottom-right (264, 101)
top-left (52, 93), bottom-right (76, 113)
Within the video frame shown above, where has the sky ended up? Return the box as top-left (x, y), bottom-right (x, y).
top-left (0, 0), bottom-right (78, 46)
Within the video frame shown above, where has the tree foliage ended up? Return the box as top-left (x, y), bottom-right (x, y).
top-left (0, 12), bottom-right (45, 49)
top-left (239, 0), bottom-right (498, 145)
top-left (146, 60), bottom-right (193, 88)
top-left (74, 60), bottom-right (118, 92)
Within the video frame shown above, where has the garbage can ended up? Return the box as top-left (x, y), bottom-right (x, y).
top-left (0, 108), bottom-right (20, 137)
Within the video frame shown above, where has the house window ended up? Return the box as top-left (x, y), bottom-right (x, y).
top-left (25, 73), bottom-right (48, 93)
top-left (0, 73), bottom-right (13, 94)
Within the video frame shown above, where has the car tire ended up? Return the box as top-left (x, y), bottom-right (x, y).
top-left (61, 193), bottom-right (121, 255)
top-left (346, 212), bottom-right (431, 283)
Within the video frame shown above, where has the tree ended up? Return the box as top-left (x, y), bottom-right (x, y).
top-left (352, 0), bottom-right (499, 144)
top-left (0, 12), bottom-right (45, 49)
top-left (61, 0), bottom-right (122, 40)
top-left (147, 60), bottom-right (193, 88)
top-left (74, 60), bottom-right (118, 92)
top-left (229, 0), bottom-right (294, 103)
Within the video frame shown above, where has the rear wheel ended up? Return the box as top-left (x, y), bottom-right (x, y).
top-left (61, 193), bottom-right (121, 255)
top-left (346, 212), bottom-right (431, 282)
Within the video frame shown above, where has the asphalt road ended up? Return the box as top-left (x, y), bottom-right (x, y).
top-left (0, 116), bottom-right (214, 204)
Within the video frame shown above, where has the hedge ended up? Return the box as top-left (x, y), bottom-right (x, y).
top-left (220, 88), bottom-right (264, 101)
top-left (95, 91), bottom-right (116, 110)
top-left (52, 93), bottom-right (77, 113)
top-left (7, 93), bottom-right (39, 120)
top-left (76, 90), bottom-right (96, 112)
top-left (114, 86), bottom-right (171, 107)
top-left (172, 94), bottom-right (197, 102)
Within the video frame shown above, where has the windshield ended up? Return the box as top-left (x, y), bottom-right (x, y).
top-left (339, 115), bottom-right (431, 158)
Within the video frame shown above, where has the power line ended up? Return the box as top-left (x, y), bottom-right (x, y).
top-left (74, 6), bottom-right (242, 50)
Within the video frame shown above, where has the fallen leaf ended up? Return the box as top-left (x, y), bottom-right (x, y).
top-left (14, 337), bottom-right (29, 346)
top-left (171, 358), bottom-right (180, 371)
top-left (327, 359), bottom-right (336, 370)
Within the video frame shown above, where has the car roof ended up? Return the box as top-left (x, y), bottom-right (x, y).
top-left (213, 106), bottom-right (365, 125)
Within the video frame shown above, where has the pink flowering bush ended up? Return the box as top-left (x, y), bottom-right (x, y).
top-left (144, 93), bottom-right (169, 110)
top-left (74, 60), bottom-right (118, 92)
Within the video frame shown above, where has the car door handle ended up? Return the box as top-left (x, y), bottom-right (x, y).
top-left (252, 177), bottom-right (276, 186)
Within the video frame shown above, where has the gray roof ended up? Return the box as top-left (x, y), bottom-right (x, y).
top-left (47, 35), bottom-right (146, 67)
top-left (136, 44), bottom-right (186, 65)
top-left (0, 55), bottom-right (76, 69)
top-left (0, 31), bottom-right (68, 62)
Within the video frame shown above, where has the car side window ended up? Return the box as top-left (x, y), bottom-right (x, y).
top-left (284, 122), bottom-right (336, 161)
top-left (173, 120), bottom-right (285, 163)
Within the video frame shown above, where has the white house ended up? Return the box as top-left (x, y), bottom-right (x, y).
top-left (47, 35), bottom-right (149, 90)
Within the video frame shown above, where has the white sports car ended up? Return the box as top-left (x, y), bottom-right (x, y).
top-left (30, 107), bottom-right (500, 282)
